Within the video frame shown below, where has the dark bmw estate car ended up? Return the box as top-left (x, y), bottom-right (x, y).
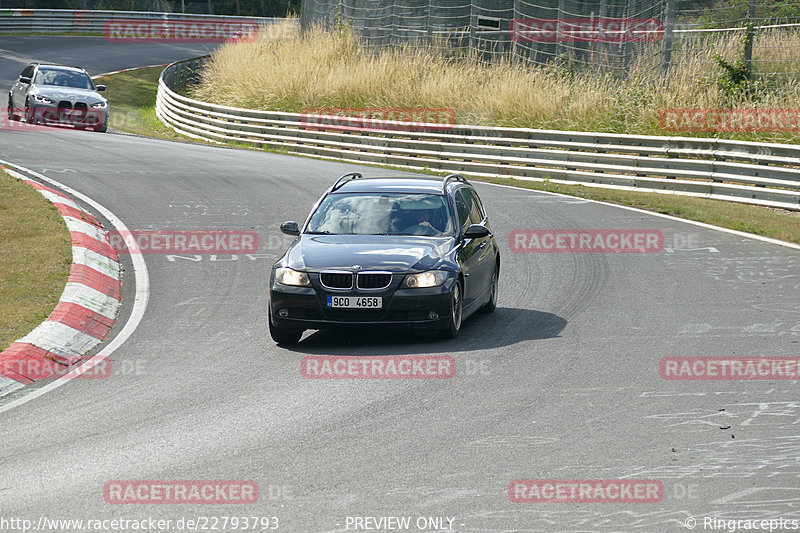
top-left (268, 173), bottom-right (500, 344)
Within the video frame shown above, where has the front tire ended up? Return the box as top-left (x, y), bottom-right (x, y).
top-left (269, 310), bottom-right (303, 345)
top-left (441, 281), bottom-right (463, 339)
top-left (7, 96), bottom-right (16, 121)
top-left (24, 101), bottom-right (35, 124)
top-left (480, 262), bottom-right (499, 313)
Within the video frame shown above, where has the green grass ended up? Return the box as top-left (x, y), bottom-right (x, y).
top-left (98, 66), bottom-right (800, 246)
top-left (0, 170), bottom-right (72, 352)
top-left (96, 67), bottom-right (194, 140)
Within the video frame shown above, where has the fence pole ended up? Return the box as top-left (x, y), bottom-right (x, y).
top-left (556, 0), bottom-right (566, 65)
top-left (593, 0), bottom-right (608, 73)
top-left (744, 0), bottom-right (756, 75)
top-left (300, 0), bottom-right (312, 34)
top-left (469, 0), bottom-right (477, 56)
top-left (511, 0), bottom-right (520, 61)
top-left (661, 0), bottom-right (676, 77)
top-left (426, 0), bottom-right (432, 44)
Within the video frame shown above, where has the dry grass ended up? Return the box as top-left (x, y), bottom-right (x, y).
top-left (192, 22), bottom-right (800, 142)
top-left (0, 170), bottom-right (71, 352)
top-left (96, 65), bottom-right (799, 245)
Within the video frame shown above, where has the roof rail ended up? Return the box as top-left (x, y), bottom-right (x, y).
top-left (442, 173), bottom-right (467, 193)
top-left (331, 172), bottom-right (363, 191)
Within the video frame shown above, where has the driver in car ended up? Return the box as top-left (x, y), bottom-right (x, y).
top-left (402, 209), bottom-right (440, 235)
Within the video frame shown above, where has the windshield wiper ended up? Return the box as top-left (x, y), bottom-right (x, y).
top-left (305, 230), bottom-right (335, 235)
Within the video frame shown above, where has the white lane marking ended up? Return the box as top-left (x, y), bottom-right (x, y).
top-left (0, 160), bottom-right (150, 414)
top-left (0, 48), bottom-right (42, 64)
top-left (482, 181), bottom-right (800, 251)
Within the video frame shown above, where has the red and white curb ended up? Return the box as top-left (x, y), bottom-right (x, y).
top-left (0, 167), bottom-right (122, 397)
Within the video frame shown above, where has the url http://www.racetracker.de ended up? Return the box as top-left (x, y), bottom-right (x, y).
top-left (0, 516), bottom-right (281, 532)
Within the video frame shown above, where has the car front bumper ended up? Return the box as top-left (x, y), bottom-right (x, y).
top-left (30, 103), bottom-right (108, 127)
top-left (269, 277), bottom-right (456, 331)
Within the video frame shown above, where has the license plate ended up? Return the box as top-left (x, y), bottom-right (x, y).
top-left (327, 296), bottom-right (382, 309)
top-left (62, 109), bottom-right (82, 116)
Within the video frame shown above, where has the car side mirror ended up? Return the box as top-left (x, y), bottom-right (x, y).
top-left (280, 221), bottom-right (300, 236)
top-left (463, 224), bottom-right (490, 239)
top-left (19, 76), bottom-right (31, 84)
top-left (96, 85), bottom-right (106, 91)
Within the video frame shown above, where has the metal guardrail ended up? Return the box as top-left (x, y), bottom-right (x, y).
top-left (0, 8), bottom-right (281, 34)
top-left (155, 56), bottom-right (800, 210)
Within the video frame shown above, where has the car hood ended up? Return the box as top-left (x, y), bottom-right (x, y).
top-left (284, 235), bottom-right (455, 272)
top-left (32, 85), bottom-right (105, 104)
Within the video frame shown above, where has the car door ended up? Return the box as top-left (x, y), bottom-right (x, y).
top-left (454, 187), bottom-right (486, 310)
top-left (11, 65), bottom-right (35, 111)
top-left (466, 188), bottom-right (494, 304)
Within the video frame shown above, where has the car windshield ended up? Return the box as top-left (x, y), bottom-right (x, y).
top-left (34, 69), bottom-right (94, 90)
top-left (306, 192), bottom-right (454, 236)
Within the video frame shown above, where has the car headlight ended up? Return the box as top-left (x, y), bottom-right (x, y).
top-left (91, 101), bottom-right (107, 109)
top-left (401, 270), bottom-right (448, 288)
top-left (32, 94), bottom-right (54, 104)
top-left (275, 267), bottom-right (311, 287)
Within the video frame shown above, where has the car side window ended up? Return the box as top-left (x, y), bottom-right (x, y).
top-left (20, 66), bottom-right (34, 79)
top-left (468, 190), bottom-right (485, 225)
top-left (454, 189), bottom-right (473, 234)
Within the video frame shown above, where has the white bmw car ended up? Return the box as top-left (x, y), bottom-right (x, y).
top-left (8, 63), bottom-right (108, 132)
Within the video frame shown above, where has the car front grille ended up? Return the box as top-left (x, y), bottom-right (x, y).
top-left (320, 272), bottom-right (352, 289)
top-left (56, 101), bottom-right (87, 121)
top-left (356, 272), bottom-right (392, 290)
